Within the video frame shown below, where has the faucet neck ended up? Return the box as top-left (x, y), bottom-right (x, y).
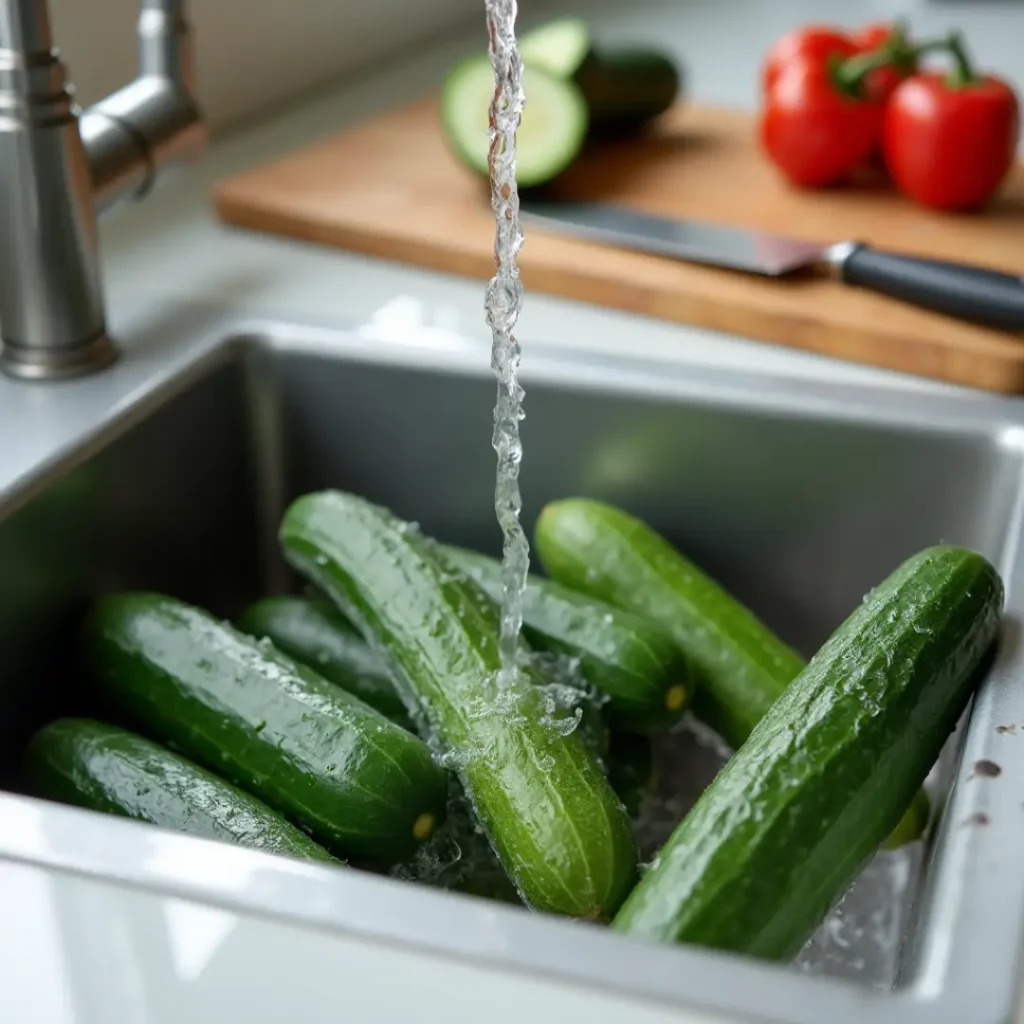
top-left (0, 0), bottom-right (205, 381)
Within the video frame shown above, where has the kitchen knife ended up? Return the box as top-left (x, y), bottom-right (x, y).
top-left (520, 200), bottom-right (1024, 331)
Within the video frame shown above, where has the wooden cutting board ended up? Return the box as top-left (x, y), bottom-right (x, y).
top-left (213, 98), bottom-right (1024, 392)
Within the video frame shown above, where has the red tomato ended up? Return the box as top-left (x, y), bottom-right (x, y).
top-left (761, 57), bottom-right (884, 188)
top-left (761, 26), bottom-right (856, 95)
top-left (882, 72), bottom-right (1020, 210)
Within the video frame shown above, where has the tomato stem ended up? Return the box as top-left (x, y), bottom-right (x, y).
top-left (832, 29), bottom-right (962, 98)
top-left (944, 30), bottom-right (978, 88)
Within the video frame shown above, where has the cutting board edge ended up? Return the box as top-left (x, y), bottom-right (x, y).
top-left (214, 189), bottom-right (1024, 395)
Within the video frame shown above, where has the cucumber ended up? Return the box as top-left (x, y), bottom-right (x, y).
top-left (442, 543), bottom-right (691, 732)
top-left (534, 498), bottom-right (933, 847)
top-left (611, 545), bottom-right (1003, 958)
top-left (520, 17), bottom-right (681, 136)
top-left (25, 718), bottom-right (338, 865)
top-left (236, 596), bottom-right (414, 731)
top-left (280, 490), bottom-right (638, 920)
top-left (81, 593), bottom-right (448, 863)
top-left (440, 55), bottom-right (588, 189)
top-left (535, 498), bottom-right (805, 749)
top-left (519, 17), bottom-right (592, 79)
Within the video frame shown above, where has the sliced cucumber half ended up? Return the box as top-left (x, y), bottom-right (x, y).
top-left (441, 55), bottom-right (588, 189)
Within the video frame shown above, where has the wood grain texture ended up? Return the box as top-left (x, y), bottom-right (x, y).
top-left (212, 99), bottom-right (1024, 392)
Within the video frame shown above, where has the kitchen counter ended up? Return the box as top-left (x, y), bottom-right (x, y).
top-left (96, 0), bottom-right (1024, 401)
top-left (5, 3), bottom-right (1024, 1023)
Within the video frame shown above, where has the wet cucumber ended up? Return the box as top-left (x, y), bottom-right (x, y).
top-left (611, 545), bottom-right (1003, 958)
top-left (535, 498), bottom-right (805, 748)
top-left (236, 596), bottom-right (414, 731)
top-left (81, 593), bottom-right (448, 863)
top-left (442, 543), bottom-right (692, 732)
top-left (280, 490), bottom-right (638, 919)
top-left (25, 718), bottom-right (338, 865)
top-left (534, 498), bottom-right (933, 848)
top-left (520, 17), bottom-right (681, 136)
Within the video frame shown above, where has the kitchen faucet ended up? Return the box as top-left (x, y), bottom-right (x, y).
top-left (0, 0), bottom-right (205, 380)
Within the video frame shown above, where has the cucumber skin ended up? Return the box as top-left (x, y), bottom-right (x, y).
top-left (236, 597), bottom-right (414, 731)
top-left (441, 543), bottom-right (692, 733)
top-left (534, 498), bottom-right (805, 749)
top-left (611, 545), bottom-right (1003, 958)
top-left (518, 18), bottom-right (680, 135)
top-left (280, 491), bottom-right (638, 920)
top-left (25, 718), bottom-right (337, 864)
top-left (577, 49), bottom-right (681, 136)
top-left (81, 593), bottom-right (448, 863)
top-left (533, 498), bottom-right (929, 848)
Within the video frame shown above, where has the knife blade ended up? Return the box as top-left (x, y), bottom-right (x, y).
top-left (520, 200), bottom-right (1024, 331)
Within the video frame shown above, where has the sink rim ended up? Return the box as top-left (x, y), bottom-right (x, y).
top-left (1, 318), bottom-right (1023, 1024)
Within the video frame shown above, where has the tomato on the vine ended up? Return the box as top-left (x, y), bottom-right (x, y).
top-left (760, 56), bottom-right (884, 188)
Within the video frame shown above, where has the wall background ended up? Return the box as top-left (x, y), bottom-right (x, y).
top-left (51, 0), bottom-right (488, 130)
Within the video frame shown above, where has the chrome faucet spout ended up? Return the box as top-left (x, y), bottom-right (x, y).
top-left (0, 0), bottom-right (205, 380)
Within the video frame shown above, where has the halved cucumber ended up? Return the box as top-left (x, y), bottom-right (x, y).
top-left (440, 55), bottom-right (588, 188)
top-left (519, 16), bottom-right (592, 78)
top-left (520, 17), bottom-right (681, 136)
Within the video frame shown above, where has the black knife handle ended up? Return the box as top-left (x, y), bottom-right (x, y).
top-left (832, 243), bottom-right (1024, 331)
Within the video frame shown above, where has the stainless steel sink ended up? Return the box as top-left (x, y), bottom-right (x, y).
top-left (2, 320), bottom-right (1023, 1024)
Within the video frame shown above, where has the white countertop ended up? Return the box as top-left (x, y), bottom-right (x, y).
top-left (8, 3), bottom-right (1024, 1023)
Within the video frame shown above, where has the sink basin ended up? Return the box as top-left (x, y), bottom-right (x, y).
top-left (1, 320), bottom-right (1023, 1024)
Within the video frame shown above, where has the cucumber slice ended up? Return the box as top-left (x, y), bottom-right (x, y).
top-left (612, 545), bottom-right (1003, 959)
top-left (519, 16), bottom-right (592, 79)
top-left (440, 55), bottom-right (588, 188)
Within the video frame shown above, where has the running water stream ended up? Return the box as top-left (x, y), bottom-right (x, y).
top-left (484, 0), bottom-right (530, 686)
top-left (474, 0), bottom-right (905, 985)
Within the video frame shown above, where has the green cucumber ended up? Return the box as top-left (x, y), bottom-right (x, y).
top-left (535, 498), bottom-right (805, 748)
top-left (81, 592), bottom-right (448, 863)
top-left (440, 55), bottom-right (588, 188)
top-left (25, 718), bottom-right (338, 865)
top-left (236, 596), bottom-right (413, 731)
top-left (611, 545), bottom-right (1002, 959)
top-left (442, 543), bottom-right (691, 732)
top-left (534, 498), bottom-right (933, 847)
top-left (520, 17), bottom-right (681, 135)
top-left (280, 490), bottom-right (638, 920)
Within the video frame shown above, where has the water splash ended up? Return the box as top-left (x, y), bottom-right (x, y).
top-left (484, 0), bottom-right (530, 687)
